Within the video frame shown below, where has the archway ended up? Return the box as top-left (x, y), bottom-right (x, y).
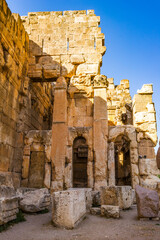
top-left (114, 135), bottom-right (131, 186)
top-left (73, 137), bottom-right (88, 188)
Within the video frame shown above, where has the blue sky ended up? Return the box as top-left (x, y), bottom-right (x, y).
top-left (7, 0), bottom-right (160, 150)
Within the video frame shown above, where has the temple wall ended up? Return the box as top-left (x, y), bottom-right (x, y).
top-left (133, 84), bottom-right (157, 145)
top-left (21, 130), bottom-right (52, 188)
top-left (21, 10), bottom-right (106, 80)
top-left (0, 0), bottom-right (29, 187)
top-left (30, 82), bottom-right (53, 130)
top-left (0, 0), bottom-right (53, 188)
top-left (107, 78), bottom-right (132, 126)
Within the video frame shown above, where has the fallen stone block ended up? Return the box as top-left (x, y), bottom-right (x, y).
top-left (0, 186), bottom-right (19, 225)
top-left (90, 207), bottom-right (101, 215)
top-left (135, 185), bottom-right (159, 219)
top-left (52, 189), bottom-right (86, 229)
top-left (100, 186), bottom-right (133, 209)
top-left (101, 205), bottom-right (120, 219)
top-left (19, 188), bottom-right (50, 213)
top-left (69, 188), bottom-right (92, 211)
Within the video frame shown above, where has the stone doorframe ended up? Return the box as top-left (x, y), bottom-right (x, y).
top-left (64, 127), bottom-right (94, 189)
top-left (108, 125), bottom-right (139, 188)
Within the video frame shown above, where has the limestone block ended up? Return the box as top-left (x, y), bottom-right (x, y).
top-left (0, 197), bottom-right (19, 225)
top-left (120, 79), bottom-right (130, 89)
top-left (109, 126), bottom-right (125, 141)
top-left (0, 186), bottom-right (16, 198)
top-left (0, 186), bottom-right (19, 225)
top-left (44, 163), bottom-right (51, 189)
top-left (147, 103), bottom-right (155, 112)
top-left (0, 172), bottom-right (14, 187)
top-left (70, 54), bottom-right (85, 64)
top-left (76, 63), bottom-right (99, 75)
top-left (11, 172), bottom-right (21, 189)
top-left (101, 186), bottom-right (133, 209)
top-left (84, 53), bottom-right (102, 64)
top-left (101, 205), bottom-right (120, 219)
top-left (22, 156), bottom-right (30, 179)
top-left (108, 142), bottom-right (115, 186)
top-left (133, 94), bottom-right (152, 112)
top-left (28, 64), bottom-right (42, 78)
top-left (130, 148), bottom-right (139, 164)
top-left (131, 163), bottom-right (139, 176)
top-left (43, 63), bottom-right (60, 79)
top-left (52, 189), bottom-right (86, 229)
top-left (139, 175), bottom-right (160, 190)
top-left (19, 188), bottom-right (50, 213)
top-left (90, 207), bottom-right (101, 215)
top-left (94, 75), bottom-right (108, 88)
top-left (134, 112), bottom-right (156, 123)
top-left (137, 84), bottom-right (153, 94)
top-left (23, 146), bottom-right (30, 156)
top-left (45, 145), bottom-right (51, 162)
top-left (139, 158), bottom-right (159, 176)
top-left (135, 185), bottom-right (159, 218)
top-left (70, 75), bottom-right (91, 86)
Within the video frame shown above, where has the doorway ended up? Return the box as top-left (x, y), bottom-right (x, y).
top-left (73, 137), bottom-right (88, 188)
top-left (114, 135), bottom-right (131, 186)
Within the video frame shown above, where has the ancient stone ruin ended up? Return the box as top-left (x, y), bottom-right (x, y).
top-left (0, 0), bottom-right (160, 228)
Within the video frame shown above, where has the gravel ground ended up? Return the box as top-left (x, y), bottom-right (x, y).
top-left (1, 205), bottom-right (160, 240)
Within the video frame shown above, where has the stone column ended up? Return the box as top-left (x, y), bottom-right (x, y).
top-left (108, 142), bottom-right (115, 186)
top-left (93, 75), bottom-right (108, 190)
top-left (51, 77), bottom-right (68, 191)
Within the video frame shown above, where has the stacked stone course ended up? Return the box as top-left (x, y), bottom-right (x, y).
top-left (0, 1), bottom-right (160, 227)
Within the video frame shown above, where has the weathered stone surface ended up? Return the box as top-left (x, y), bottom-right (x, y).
top-left (133, 85), bottom-right (157, 145)
top-left (139, 158), bottom-right (159, 176)
top-left (101, 186), bottom-right (133, 209)
top-left (19, 188), bottom-right (50, 213)
top-left (91, 191), bottom-right (101, 207)
top-left (0, 0), bottom-right (159, 197)
top-left (135, 185), bottom-right (159, 218)
top-left (90, 207), bottom-right (101, 215)
top-left (52, 189), bottom-right (86, 229)
top-left (44, 163), bottom-right (51, 189)
top-left (84, 188), bottom-right (92, 211)
top-left (69, 188), bottom-right (92, 211)
top-left (0, 172), bottom-right (14, 188)
top-left (0, 186), bottom-right (19, 225)
top-left (101, 205), bottom-right (120, 219)
top-left (139, 175), bottom-right (160, 190)
top-left (22, 11), bottom-right (105, 79)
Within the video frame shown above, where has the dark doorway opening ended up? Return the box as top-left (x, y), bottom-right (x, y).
top-left (73, 137), bottom-right (88, 188)
top-left (115, 135), bottom-right (131, 186)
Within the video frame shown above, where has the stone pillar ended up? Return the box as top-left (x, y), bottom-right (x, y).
top-left (108, 142), bottom-right (115, 186)
top-left (93, 75), bottom-right (108, 190)
top-left (51, 77), bottom-right (68, 191)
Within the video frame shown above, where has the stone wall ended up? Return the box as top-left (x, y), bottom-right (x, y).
top-left (30, 82), bottom-right (53, 130)
top-left (22, 130), bottom-right (52, 188)
top-left (107, 78), bottom-right (132, 126)
top-left (0, 0), bottom-right (53, 188)
top-left (21, 10), bottom-right (106, 80)
top-left (0, 0), bottom-right (29, 187)
top-left (133, 84), bottom-right (157, 145)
